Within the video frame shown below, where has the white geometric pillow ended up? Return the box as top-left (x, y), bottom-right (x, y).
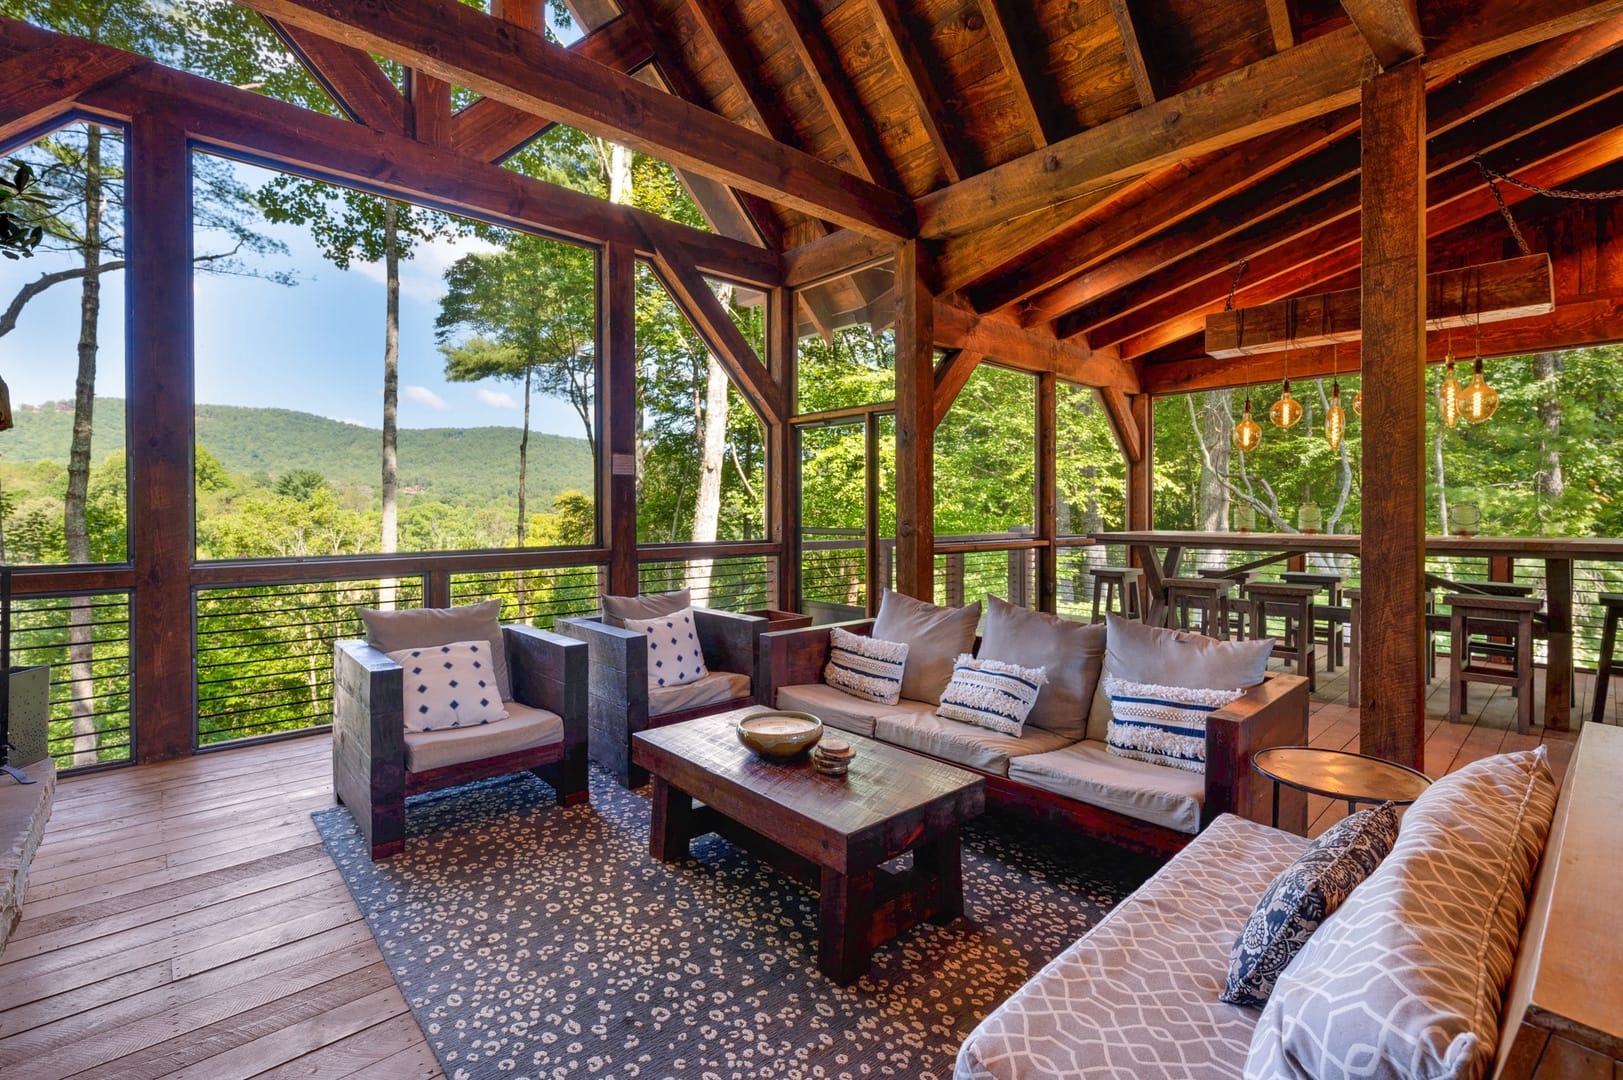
top-left (1102, 674), bottom-right (1242, 773)
top-left (387, 640), bottom-right (509, 733)
top-left (623, 607), bottom-right (709, 692)
top-left (936, 653), bottom-right (1048, 736)
top-left (824, 626), bottom-right (909, 705)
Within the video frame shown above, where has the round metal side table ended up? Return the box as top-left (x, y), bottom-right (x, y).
top-left (1251, 746), bottom-right (1432, 829)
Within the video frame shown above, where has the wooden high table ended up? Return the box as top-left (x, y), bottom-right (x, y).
top-left (1095, 531), bottom-right (1623, 730)
top-left (632, 707), bottom-right (986, 985)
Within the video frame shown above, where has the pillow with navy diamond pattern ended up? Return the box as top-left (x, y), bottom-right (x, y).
top-left (1221, 801), bottom-right (1399, 1008)
top-left (623, 607), bottom-right (710, 692)
top-left (386, 640), bottom-right (509, 733)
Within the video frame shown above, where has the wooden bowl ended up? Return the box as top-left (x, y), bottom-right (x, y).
top-left (736, 711), bottom-right (823, 760)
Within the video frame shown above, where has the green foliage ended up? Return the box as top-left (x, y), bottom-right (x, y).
top-left (0, 161), bottom-right (49, 259)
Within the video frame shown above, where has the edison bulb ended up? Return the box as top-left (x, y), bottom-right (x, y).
top-left (1269, 380), bottom-right (1303, 428)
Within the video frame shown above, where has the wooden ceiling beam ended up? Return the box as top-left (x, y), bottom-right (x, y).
top-left (1110, 89), bottom-right (1623, 357)
top-left (932, 349), bottom-right (983, 425)
top-left (1107, 0), bottom-right (1159, 107)
top-left (449, 16), bottom-right (654, 163)
top-left (266, 21), bottom-right (407, 134)
top-left (912, 0), bottom-right (1623, 241)
top-left (686, 0), bottom-right (795, 146)
top-left (1265, 0), bottom-right (1297, 51)
top-left (933, 300), bottom-right (1140, 391)
top-left (0, 19), bottom-right (781, 287)
top-left (644, 218), bottom-right (788, 425)
top-left (760, 0), bottom-right (899, 188)
top-left (862, 0), bottom-right (974, 184)
top-left (406, 69), bottom-right (451, 146)
top-left (1205, 253), bottom-right (1553, 356)
top-left (978, 0), bottom-right (1064, 146)
top-left (1142, 295), bottom-right (1623, 394)
top-left (0, 41), bottom-right (146, 147)
top-left (232, 0), bottom-right (914, 238)
top-left (784, 230), bottom-right (895, 288)
top-left (1341, 0), bottom-right (1425, 68)
top-left (1098, 387), bottom-right (1142, 463)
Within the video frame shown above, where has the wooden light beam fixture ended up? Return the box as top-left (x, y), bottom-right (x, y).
top-left (1204, 253), bottom-right (1553, 358)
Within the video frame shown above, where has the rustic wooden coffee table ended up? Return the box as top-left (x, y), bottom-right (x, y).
top-left (632, 707), bottom-right (986, 985)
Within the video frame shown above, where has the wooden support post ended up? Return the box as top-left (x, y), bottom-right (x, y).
top-left (1127, 392), bottom-right (1153, 614)
top-left (767, 286), bottom-right (796, 612)
top-left (895, 240), bottom-right (935, 602)
top-left (1037, 372), bottom-right (1058, 613)
top-left (601, 242), bottom-right (639, 598)
top-left (127, 111), bottom-right (196, 763)
top-left (1359, 62), bottom-right (1428, 768)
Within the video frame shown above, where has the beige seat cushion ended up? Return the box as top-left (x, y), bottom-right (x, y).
top-left (956, 815), bottom-right (1308, 1080)
top-left (977, 596), bottom-right (1105, 742)
top-left (1008, 739), bottom-right (1206, 834)
top-left (404, 701), bottom-right (563, 774)
top-left (601, 588), bottom-right (690, 627)
top-left (874, 710), bottom-right (1072, 777)
top-left (649, 670), bottom-right (751, 717)
top-left (774, 683), bottom-right (934, 738)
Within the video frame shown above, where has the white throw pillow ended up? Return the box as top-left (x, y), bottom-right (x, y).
top-left (1101, 674), bottom-right (1242, 774)
top-left (623, 607), bottom-right (709, 692)
top-left (824, 626), bottom-right (909, 705)
top-left (936, 653), bottom-right (1048, 736)
top-left (387, 640), bottom-right (509, 733)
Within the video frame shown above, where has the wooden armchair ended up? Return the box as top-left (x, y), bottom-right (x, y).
top-left (333, 624), bottom-right (588, 860)
top-left (557, 608), bottom-right (764, 788)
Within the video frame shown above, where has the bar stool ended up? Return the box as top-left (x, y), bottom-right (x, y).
top-left (1281, 571), bottom-right (1346, 671)
top-left (1200, 568), bottom-right (1253, 638)
top-left (1590, 592), bottom-right (1623, 724)
top-left (1088, 566), bottom-right (1143, 624)
top-left (1445, 593), bottom-right (1541, 734)
top-left (1163, 577), bottom-right (1235, 639)
top-left (1244, 581), bottom-right (1318, 690)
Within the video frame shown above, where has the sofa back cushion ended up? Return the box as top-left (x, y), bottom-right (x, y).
top-left (978, 595), bottom-right (1104, 741)
top-left (1106, 613), bottom-right (1272, 690)
top-left (361, 599), bottom-right (512, 702)
top-left (1245, 747), bottom-right (1558, 1080)
top-left (871, 590), bottom-right (980, 706)
top-left (601, 588), bottom-right (690, 627)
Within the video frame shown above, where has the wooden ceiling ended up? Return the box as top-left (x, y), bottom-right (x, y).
top-left (58, 0), bottom-right (1623, 392)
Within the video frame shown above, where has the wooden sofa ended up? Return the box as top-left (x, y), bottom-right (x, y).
top-left (758, 618), bottom-right (1310, 857)
top-left (557, 608), bottom-right (764, 789)
top-left (954, 725), bottom-right (1623, 1080)
top-left (333, 624), bottom-right (588, 860)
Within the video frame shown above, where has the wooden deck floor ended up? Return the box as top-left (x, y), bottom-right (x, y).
top-left (0, 661), bottom-right (1601, 1078)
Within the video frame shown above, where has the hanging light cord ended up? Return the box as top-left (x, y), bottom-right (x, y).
top-left (1223, 259), bottom-right (1249, 311)
top-left (1474, 155), bottom-right (1623, 258)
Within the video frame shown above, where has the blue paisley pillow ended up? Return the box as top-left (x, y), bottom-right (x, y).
top-left (1221, 802), bottom-right (1399, 1008)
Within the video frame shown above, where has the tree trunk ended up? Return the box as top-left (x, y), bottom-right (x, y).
top-left (1533, 352), bottom-right (1564, 518)
top-left (1434, 423), bottom-right (1449, 534)
top-left (517, 365), bottom-right (531, 546)
top-left (689, 338), bottom-right (731, 607)
top-left (65, 127), bottom-right (103, 769)
top-left (379, 200), bottom-right (401, 609)
top-left (1196, 391), bottom-right (1232, 531)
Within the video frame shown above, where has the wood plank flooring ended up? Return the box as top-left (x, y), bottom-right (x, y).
top-left (0, 657), bottom-right (1602, 1076)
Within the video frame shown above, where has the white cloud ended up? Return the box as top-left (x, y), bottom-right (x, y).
top-left (477, 388), bottom-right (519, 410)
top-left (351, 232), bottom-right (504, 304)
top-left (331, 416), bottom-right (370, 427)
top-left (403, 385), bottom-right (449, 411)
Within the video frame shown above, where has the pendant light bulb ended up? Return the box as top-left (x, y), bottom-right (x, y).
top-left (1234, 397), bottom-right (1262, 453)
top-left (1325, 381), bottom-right (1346, 451)
top-left (1438, 352), bottom-right (1463, 429)
top-left (1463, 357), bottom-right (1499, 424)
top-left (1269, 378), bottom-right (1302, 428)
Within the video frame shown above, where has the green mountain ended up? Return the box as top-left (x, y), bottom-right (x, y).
top-left (2, 398), bottom-right (595, 506)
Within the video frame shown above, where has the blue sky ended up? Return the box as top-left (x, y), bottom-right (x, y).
top-left (0, 146), bottom-right (591, 440)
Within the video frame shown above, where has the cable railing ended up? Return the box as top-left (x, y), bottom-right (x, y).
top-left (9, 592), bottom-right (133, 772)
top-left (194, 577), bottom-right (425, 748)
top-left (638, 552), bottom-right (773, 613)
top-left (451, 565), bottom-right (603, 629)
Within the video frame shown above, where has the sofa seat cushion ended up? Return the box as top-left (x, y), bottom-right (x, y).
top-left (405, 701), bottom-right (563, 774)
top-left (774, 683), bottom-right (895, 738)
top-left (955, 814), bottom-right (1309, 1080)
top-left (1008, 739), bottom-right (1207, 834)
top-left (649, 670), bottom-right (751, 717)
top-left (873, 710), bottom-right (1072, 777)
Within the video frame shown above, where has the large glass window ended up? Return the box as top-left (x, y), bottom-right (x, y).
top-left (191, 154), bottom-right (598, 560)
top-left (1057, 382), bottom-right (1127, 535)
top-left (935, 363), bottom-right (1037, 539)
top-left (794, 261), bottom-right (897, 414)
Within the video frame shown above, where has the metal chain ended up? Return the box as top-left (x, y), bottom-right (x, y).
top-left (1477, 159), bottom-right (1532, 257)
top-left (1474, 154), bottom-right (1623, 200)
top-left (1224, 259), bottom-right (1249, 311)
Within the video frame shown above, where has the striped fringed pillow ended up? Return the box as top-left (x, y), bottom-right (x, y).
top-left (1102, 675), bottom-right (1243, 774)
top-left (936, 654), bottom-right (1048, 737)
top-left (824, 626), bottom-right (909, 705)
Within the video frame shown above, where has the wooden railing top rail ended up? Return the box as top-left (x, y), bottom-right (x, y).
top-left (1093, 531), bottom-right (1623, 560)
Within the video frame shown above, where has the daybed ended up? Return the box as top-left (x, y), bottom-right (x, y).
top-left (758, 595), bottom-right (1310, 857)
top-left (955, 728), bottom-right (1622, 1080)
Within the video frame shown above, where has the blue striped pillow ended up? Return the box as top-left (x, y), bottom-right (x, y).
top-left (824, 627), bottom-right (909, 705)
top-left (1102, 675), bottom-right (1242, 773)
top-left (937, 654), bottom-right (1048, 736)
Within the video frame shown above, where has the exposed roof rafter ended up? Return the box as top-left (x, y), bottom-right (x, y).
top-left (977, 0), bottom-right (1065, 146)
top-left (862, 0), bottom-right (975, 184)
top-left (266, 20), bottom-right (406, 134)
top-left (1107, 0), bottom-right (1159, 107)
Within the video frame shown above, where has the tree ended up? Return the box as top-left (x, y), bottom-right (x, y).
top-left (436, 235), bottom-right (596, 545)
